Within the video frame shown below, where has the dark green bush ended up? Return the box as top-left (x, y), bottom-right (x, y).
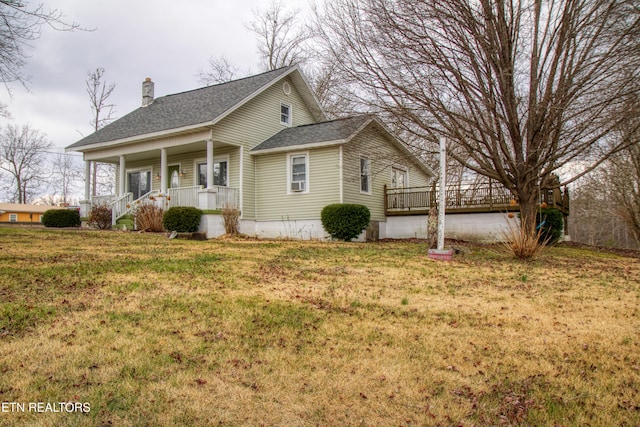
top-left (536, 208), bottom-right (564, 245)
top-left (42, 209), bottom-right (81, 228)
top-left (162, 206), bottom-right (203, 233)
top-left (321, 204), bottom-right (370, 241)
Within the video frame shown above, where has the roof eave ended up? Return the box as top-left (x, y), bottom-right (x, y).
top-left (65, 121), bottom-right (214, 153)
top-left (250, 139), bottom-right (346, 155)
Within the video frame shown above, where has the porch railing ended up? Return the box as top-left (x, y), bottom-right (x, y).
top-left (167, 185), bottom-right (203, 208)
top-left (92, 194), bottom-right (116, 207)
top-left (214, 186), bottom-right (239, 209)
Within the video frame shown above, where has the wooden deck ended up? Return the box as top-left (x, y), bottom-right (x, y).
top-left (384, 184), bottom-right (570, 216)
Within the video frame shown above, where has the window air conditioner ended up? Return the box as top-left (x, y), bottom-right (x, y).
top-left (291, 181), bottom-right (305, 192)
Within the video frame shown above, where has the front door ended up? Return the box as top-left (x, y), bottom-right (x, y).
top-left (167, 165), bottom-right (180, 189)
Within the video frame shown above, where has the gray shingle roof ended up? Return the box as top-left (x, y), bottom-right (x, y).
top-left (67, 66), bottom-right (297, 149)
top-left (251, 115), bottom-right (372, 152)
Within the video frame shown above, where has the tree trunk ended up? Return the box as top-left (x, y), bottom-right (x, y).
top-left (518, 193), bottom-right (539, 237)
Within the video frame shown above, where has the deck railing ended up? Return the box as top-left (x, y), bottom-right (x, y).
top-left (385, 184), bottom-right (569, 215)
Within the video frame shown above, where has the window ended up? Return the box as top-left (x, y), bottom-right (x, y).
top-left (280, 103), bottom-right (291, 126)
top-left (289, 153), bottom-right (308, 193)
top-left (127, 170), bottom-right (151, 200)
top-left (197, 159), bottom-right (228, 187)
top-left (9, 213), bottom-right (17, 222)
top-left (391, 167), bottom-right (407, 188)
top-left (360, 156), bottom-right (371, 194)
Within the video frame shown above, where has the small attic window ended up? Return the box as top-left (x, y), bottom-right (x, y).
top-left (281, 103), bottom-right (291, 126)
top-left (283, 82), bottom-right (291, 95)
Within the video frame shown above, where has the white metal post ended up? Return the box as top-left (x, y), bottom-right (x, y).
top-left (437, 137), bottom-right (446, 251)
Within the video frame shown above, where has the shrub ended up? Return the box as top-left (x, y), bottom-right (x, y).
top-left (536, 208), bottom-right (564, 245)
top-left (222, 208), bottom-right (240, 236)
top-left (162, 206), bottom-right (203, 233)
top-left (321, 204), bottom-right (370, 241)
top-left (87, 204), bottom-right (112, 230)
top-left (42, 209), bottom-right (81, 228)
top-left (501, 217), bottom-right (548, 260)
top-left (133, 203), bottom-right (164, 232)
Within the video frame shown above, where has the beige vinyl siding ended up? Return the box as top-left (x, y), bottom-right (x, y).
top-left (342, 125), bottom-right (432, 220)
top-left (212, 76), bottom-right (317, 219)
top-left (255, 146), bottom-right (341, 221)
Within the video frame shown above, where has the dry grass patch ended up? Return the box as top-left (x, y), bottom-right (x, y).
top-left (0, 228), bottom-right (638, 426)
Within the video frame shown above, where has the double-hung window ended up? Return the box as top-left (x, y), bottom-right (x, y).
top-left (9, 213), bottom-right (17, 222)
top-left (289, 153), bottom-right (307, 193)
top-left (281, 103), bottom-right (291, 126)
top-left (360, 156), bottom-right (371, 194)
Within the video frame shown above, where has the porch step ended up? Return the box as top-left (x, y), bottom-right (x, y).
top-left (115, 214), bottom-right (134, 231)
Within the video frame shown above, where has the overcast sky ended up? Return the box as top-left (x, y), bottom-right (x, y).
top-left (0, 0), bottom-right (311, 156)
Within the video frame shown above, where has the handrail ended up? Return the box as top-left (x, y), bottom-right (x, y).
top-left (110, 193), bottom-right (133, 225)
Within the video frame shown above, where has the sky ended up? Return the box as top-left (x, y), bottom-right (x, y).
top-left (0, 0), bottom-right (312, 156)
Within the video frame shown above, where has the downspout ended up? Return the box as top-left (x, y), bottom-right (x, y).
top-left (339, 145), bottom-right (344, 203)
top-left (238, 146), bottom-right (244, 218)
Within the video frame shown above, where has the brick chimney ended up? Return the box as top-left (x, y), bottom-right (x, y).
top-left (142, 77), bottom-right (154, 107)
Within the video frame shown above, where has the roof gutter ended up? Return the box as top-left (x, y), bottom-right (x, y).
top-left (250, 139), bottom-right (346, 155)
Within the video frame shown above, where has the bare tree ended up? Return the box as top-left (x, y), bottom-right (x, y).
top-left (248, 0), bottom-right (310, 71)
top-left (0, 124), bottom-right (52, 203)
top-left (51, 152), bottom-right (82, 205)
top-left (0, 1), bottom-right (82, 90)
top-left (196, 56), bottom-right (241, 86)
top-left (314, 0), bottom-right (640, 234)
top-left (86, 67), bottom-right (116, 196)
top-left (603, 144), bottom-right (640, 247)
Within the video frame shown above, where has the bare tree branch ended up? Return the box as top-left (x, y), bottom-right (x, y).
top-left (0, 1), bottom-right (85, 91)
top-left (0, 123), bottom-right (52, 203)
top-left (314, 0), bottom-right (640, 232)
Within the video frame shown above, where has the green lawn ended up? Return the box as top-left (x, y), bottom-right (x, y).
top-left (0, 227), bottom-right (638, 426)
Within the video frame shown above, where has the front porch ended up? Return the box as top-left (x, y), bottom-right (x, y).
top-left (87, 185), bottom-right (239, 226)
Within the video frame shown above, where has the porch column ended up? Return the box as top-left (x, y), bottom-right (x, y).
top-left (206, 139), bottom-right (214, 189)
top-left (119, 155), bottom-right (126, 197)
top-left (160, 148), bottom-right (168, 194)
top-left (198, 138), bottom-right (217, 210)
top-left (84, 161), bottom-right (91, 201)
top-left (79, 160), bottom-right (92, 218)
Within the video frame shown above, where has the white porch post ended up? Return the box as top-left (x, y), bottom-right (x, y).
top-left (119, 155), bottom-right (126, 197)
top-left (79, 160), bottom-right (92, 218)
top-left (198, 138), bottom-right (218, 210)
top-left (84, 161), bottom-right (91, 200)
top-left (160, 148), bottom-right (168, 194)
top-left (206, 139), bottom-right (214, 189)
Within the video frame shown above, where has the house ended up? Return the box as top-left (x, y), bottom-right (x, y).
top-left (0, 203), bottom-right (64, 224)
top-left (66, 65), bottom-right (435, 240)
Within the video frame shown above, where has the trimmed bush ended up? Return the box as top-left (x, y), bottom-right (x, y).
top-left (87, 204), bottom-right (112, 230)
top-left (536, 208), bottom-right (564, 245)
top-left (42, 209), bottom-right (81, 228)
top-left (321, 204), bottom-right (370, 241)
top-left (162, 206), bottom-right (203, 233)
